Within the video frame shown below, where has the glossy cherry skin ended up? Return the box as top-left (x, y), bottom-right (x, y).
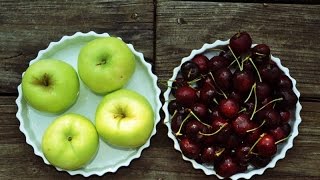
top-left (208, 56), bottom-right (230, 72)
top-left (251, 44), bottom-right (270, 65)
top-left (191, 54), bottom-right (209, 74)
top-left (233, 70), bottom-right (255, 94)
top-left (215, 156), bottom-right (240, 178)
top-left (219, 98), bottom-right (240, 119)
top-left (179, 138), bottom-right (201, 159)
top-left (256, 134), bottom-right (277, 157)
top-left (232, 113), bottom-right (254, 136)
top-left (278, 74), bottom-right (293, 89)
top-left (180, 61), bottom-right (200, 81)
top-left (229, 31), bottom-right (252, 55)
top-left (175, 86), bottom-right (198, 107)
top-left (214, 67), bottom-right (233, 91)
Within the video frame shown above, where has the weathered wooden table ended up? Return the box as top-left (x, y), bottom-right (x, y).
top-left (1, 0), bottom-right (319, 179)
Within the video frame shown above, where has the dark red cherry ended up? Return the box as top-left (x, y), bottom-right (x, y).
top-left (235, 146), bottom-right (252, 166)
top-left (263, 109), bottom-right (281, 128)
top-left (232, 113), bottom-right (254, 136)
top-left (181, 61), bottom-right (200, 81)
top-left (179, 138), bottom-right (201, 159)
top-left (233, 70), bottom-right (255, 94)
top-left (191, 103), bottom-right (209, 120)
top-left (185, 119), bottom-right (206, 139)
top-left (259, 61), bottom-right (281, 84)
top-left (229, 91), bottom-right (243, 103)
top-left (256, 82), bottom-right (272, 101)
top-left (171, 77), bottom-right (188, 95)
top-left (191, 54), bottom-right (209, 74)
top-left (171, 114), bottom-right (184, 133)
top-left (208, 56), bottom-right (230, 72)
top-left (199, 84), bottom-right (216, 105)
top-left (246, 125), bottom-right (263, 145)
top-left (278, 74), bottom-right (293, 89)
top-left (256, 134), bottom-right (277, 157)
top-left (229, 31), bottom-right (252, 55)
top-left (269, 125), bottom-right (289, 142)
top-left (219, 98), bottom-right (240, 119)
top-left (250, 155), bottom-right (272, 168)
top-left (279, 110), bottom-right (291, 123)
top-left (175, 86), bottom-right (198, 107)
top-left (251, 44), bottom-right (270, 65)
top-left (215, 156), bottom-right (240, 178)
top-left (168, 100), bottom-right (179, 115)
top-left (276, 89), bottom-right (298, 109)
top-left (201, 146), bottom-right (216, 164)
top-left (214, 67), bottom-right (233, 91)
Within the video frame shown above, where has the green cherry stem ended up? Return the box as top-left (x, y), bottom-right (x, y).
top-left (228, 45), bottom-right (242, 71)
top-left (249, 57), bottom-right (262, 82)
top-left (255, 98), bottom-right (283, 114)
top-left (250, 83), bottom-right (258, 120)
top-left (199, 123), bottom-right (228, 136)
top-left (275, 135), bottom-right (291, 144)
top-left (209, 72), bottom-right (227, 99)
top-left (249, 133), bottom-right (266, 154)
top-left (244, 83), bottom-right (256, 103)
top-left (246, 120), bottom-right (266, 133)
top-left (188, 109), bottom-right (211, 128)
top-left (175, 112), bottom-right (192, 136)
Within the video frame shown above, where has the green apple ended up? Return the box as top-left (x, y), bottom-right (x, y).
top-left (42, 113), bottom-right (99, 170)
top-left (78, 37), bottom-right (136, 95)
top-left (95, 89), bottom-right (154, 148)
top-left (22, 59), bottom-right (79, 113)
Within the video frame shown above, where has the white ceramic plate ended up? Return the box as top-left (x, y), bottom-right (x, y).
top-left (162, 40), bottom-right (302, 179)
top-left (15, 31), bottom-right (162, 177)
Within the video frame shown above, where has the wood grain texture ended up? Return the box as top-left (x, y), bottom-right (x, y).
top-left (0, 0), bottom-right (154, 94)
top-left (1, 95), bottom-right (319, 179)
top-left (155, 1), bottom-right (320, 99)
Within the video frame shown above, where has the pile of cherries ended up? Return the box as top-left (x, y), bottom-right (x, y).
top-left (167, 32), bottom-right (298, 178)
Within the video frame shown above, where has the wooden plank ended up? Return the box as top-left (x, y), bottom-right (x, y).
top-left (178, 0), bottom-right (320, 4)
top-left (0, 0), bottom-right (154, 94)
top-left (1, 95), bottom-right (319, 178)
top-left (155, 2), bottom-right (320, 99)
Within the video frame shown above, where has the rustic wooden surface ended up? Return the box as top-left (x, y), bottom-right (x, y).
top-left (1, 0), bottom-right (320, 179)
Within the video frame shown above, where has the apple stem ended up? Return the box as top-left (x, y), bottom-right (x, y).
top-left (249, 133), bottom-right (266, 154)
top-left (275, 135), bottom-right (291, 144)
top-left (249, 57), bottom-right (262, 82)
top-left (255, 98), bottom-right (283, 114)
top-left (199, 123), bottom-right (227, 136)
top-left (188, 109), bottom-right (211, 128)
top-left (175, 112), bottom-right (192, 136)
top-left (228, 45), bottom-right (243, 71)
top-left (246, 120), bottom-right (266, 133)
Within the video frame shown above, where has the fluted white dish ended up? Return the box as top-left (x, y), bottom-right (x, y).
top-left (16, 31), bottom-right (162, 177)
top-left (162, 39), bottom-right (302, 179)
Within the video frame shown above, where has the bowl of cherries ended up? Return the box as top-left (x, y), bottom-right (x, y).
top-left (162, 32), bottom-right (302, 179)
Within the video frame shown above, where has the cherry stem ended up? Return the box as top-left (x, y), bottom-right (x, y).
top-left (244, 83), bottom-right (256, 103)
top-left (238, 107), bottom-right (247, 114)
top-left (199, 123), bottom-right (227, 136)
top-left (210, 48), bottom-right (225, 52)
top-left (228, 45), bottom-right (243, 71)
top-left (249, 57), bottom-right (262, 82)
top-left (241, 56), bottom-right (250, 69)
top-left (275, 135), bottom-right (291, 144)
top-left (213, 98), bottom-right (219, 105)
top-left (188, 109), bottom-right (211, 127)
top-left (164, 109), bottom-right (177, 123)
top-left (188, 77), bottom-right (202, 84)
top-left (246, 120), bottom-right (266, 133)
top-left (255, 98), bottom-right (283, 114)
top-left (250, 83), bottom-right (258, 120)
top-left (249, 133), bottom-right (266, 154)
top-left (215, 148), bottom-right (225, 157)
top-left (175, 112), bottom-right (192, 136)
top-left (209, 72), bottom-right (227, 99)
